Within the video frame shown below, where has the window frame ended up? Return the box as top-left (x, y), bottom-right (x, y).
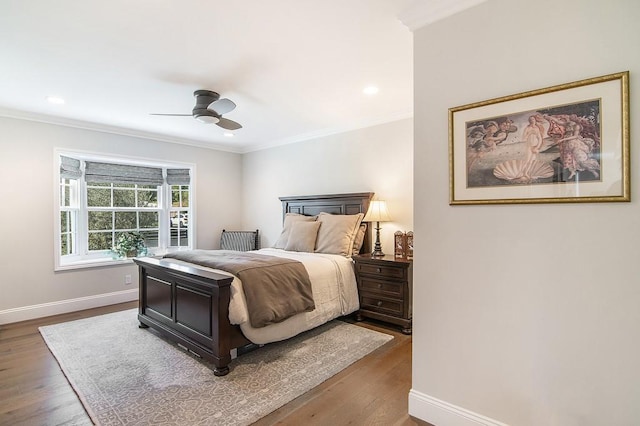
top-left (54, 150), bottom-right (196, 271)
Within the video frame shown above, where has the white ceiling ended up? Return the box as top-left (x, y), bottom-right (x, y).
top-left (0, 0), bottom-right (414, 153)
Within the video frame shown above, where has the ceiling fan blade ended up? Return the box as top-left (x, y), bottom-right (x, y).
top-left (216, 117), bottom-right (243, 130)
top-left (208, 98), bottom-right (236, 115)
top-left (150, 113), bottom-right (192, 116)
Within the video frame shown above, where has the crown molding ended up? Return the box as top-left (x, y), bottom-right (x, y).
top-left (398, 0), bottom-right (488, 31)
top-left (0, 107), bottom-right (243, 154)
top-left (244, 110), bottom-right (413, 153)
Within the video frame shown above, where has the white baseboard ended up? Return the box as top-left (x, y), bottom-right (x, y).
top-left (0, 289), bottom-right (138, 325)
top-left (409, 389), bottom-right (510, 426)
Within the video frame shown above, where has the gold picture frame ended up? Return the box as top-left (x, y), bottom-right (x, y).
top-left (449, 71), bottom-right (630, 205)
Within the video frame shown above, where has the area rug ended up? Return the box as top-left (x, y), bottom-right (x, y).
top-left (39, 309), bottom-right (393, 425)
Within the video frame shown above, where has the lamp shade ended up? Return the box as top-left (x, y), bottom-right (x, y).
top-left (363, 200), bottom-right (391, 222)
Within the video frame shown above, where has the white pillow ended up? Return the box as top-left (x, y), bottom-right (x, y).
top-left (273, 213), bottom-right (316, 249)
top-left (315, 212), bottom-right (364, 256)
top-left (285, 221), bottom-right (322, 252)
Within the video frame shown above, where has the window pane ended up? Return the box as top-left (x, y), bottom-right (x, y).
top-left (61, 212), bottom-right (68, 233)
top-left (169, 211), bottom-right (178, 227)
top-left (170, 228), bottom-right (189, 247)
top-left (88, 232), bottom-right (112, 250)
top-left (61, 232), bottom-right (74, 255)
top-left (169, 211), bottom-right (188, 229)
top-left (87, 187), bottom-right (112, 207)
top-left (140, 230), bottom-right (158, 248)
top-left (113, 189), bottom-right (135, 207)
top-left (88, 211), bottom-right (113, 230)
top-left (115, 211), bottom-right (137, 229)
top-left (139, 211), bottom-right (158, 228)
top-left (138, 190), bottom-right (158, 207)
top-left (171, 188), bottom-right (180, 207)
top-left (178, 210), bottom-right (188, 229)
top-left (181, 189), bottom-right (189, 207)
top-left (61, 233), bottom-right (68, 255)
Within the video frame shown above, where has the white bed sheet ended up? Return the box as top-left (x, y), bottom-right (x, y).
top-left (233, 248), bottom-right (360, 344)
top-left (163, 248), bottom-right (360, 345)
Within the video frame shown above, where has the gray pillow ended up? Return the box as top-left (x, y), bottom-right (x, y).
top-left (273, 213), bottom-right (316, 249)
top-left (314, 212), bottom-right (364, 256)
top-left (285, 221), bottom-right (322, 252)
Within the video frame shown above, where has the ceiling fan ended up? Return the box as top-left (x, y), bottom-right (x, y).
top-left (151, 90), bottom-right (242, 130)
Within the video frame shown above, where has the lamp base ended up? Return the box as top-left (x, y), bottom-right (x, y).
top-left (371, 221), bottom-right (384, 257)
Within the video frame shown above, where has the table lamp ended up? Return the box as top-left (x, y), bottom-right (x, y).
top-left (363, 200), bottom-right (391, 257)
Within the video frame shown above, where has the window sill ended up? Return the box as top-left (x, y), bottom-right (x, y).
top-left (55, 257), bottom-right (140, 271)
top-left (55, 247), bottom-right (190, 271)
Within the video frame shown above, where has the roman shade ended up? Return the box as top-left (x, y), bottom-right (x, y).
top-left (60, 155), bottom-right (82, 180)
top-left (84, 161), bottom-right (164, 186)
top-left (166, 168), bottom-right (191, 185)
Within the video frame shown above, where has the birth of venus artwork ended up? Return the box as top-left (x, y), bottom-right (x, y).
top-left (465, 99), bottom-right (601, 188)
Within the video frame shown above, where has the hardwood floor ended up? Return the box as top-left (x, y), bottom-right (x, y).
top-left (0, 302), bottom-right (429, 426)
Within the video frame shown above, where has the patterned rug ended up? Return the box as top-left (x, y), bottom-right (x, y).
top-left (39, 309), bottom-right (393, 425)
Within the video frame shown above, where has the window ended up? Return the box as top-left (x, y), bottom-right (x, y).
top-left (55, 152), bottom-right (194, 270)
top-left (86, 182), bottom-right (160, 251)
top-left (170, 184), bottom-right (190, 247)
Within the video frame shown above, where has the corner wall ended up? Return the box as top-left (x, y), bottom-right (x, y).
top-left (0, 117), bottom-right (242, 323)
top-left (410, 0), bottom-right (640, 425)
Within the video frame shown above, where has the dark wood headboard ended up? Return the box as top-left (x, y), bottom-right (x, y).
top-left (279, 192), bottom-right (374, 254)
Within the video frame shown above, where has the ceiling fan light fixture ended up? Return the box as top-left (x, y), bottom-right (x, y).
top-left (195, 115), bottom-right (219, 124)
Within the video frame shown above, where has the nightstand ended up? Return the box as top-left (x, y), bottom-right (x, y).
top-left (353, 254), bottom-right (412, 334)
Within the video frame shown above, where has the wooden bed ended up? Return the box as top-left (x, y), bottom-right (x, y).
top-left (134, 192), bottom-right (373, 376)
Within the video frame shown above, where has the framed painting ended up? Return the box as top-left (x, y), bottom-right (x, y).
top-left (449, 71), bottom-right (629, 205)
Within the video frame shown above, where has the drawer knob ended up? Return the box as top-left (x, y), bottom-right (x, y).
top-left (377, 301), bottom-right (383, 307)
top-left (376, 268), bottom-right (382, 273)
top-left (377, 283), bottom-right (383, 289)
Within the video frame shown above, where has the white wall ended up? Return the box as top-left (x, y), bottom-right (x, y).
top-left (411, 0), bottom-right (640, 425)
top-left (242, 118), bottom-right (413, 253)
top-left (0, 117), bottom-right (242, 322)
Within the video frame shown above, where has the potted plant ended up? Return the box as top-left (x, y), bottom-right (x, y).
top-left (112, 231), bottom-right (146, 258)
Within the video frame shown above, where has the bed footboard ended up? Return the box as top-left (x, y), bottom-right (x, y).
top-left (134, 257), bottom-right (250, 376)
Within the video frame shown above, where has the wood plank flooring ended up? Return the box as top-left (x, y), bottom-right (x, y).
top-left (0, 302), bottom-right (430, 426)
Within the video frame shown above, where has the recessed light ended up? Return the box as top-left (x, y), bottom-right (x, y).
top-left (363, 86), bottom-right (379, 95)
top-left (46, 96), bottom-right (65, 105)
top-left (223, 132), bottom-right (234, 137)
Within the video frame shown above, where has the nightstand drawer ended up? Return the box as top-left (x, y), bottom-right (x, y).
top-left (359, 277), bottom-right (403, 298)
top-left (356, 262), bottom-right (406, 280)
top-left (360, 294), bottom-right (403, 316)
